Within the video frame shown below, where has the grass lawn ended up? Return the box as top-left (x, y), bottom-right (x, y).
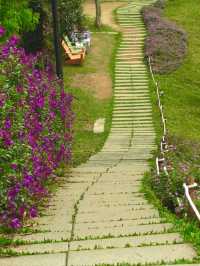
top-left (63, 32), bottom-right (119, 167)
top-left (146, 0), bottom-right (200, 254)
top-left (152, 0), bottom-right (200, 141)
top-left (149, 0), bottom-right (200, 188)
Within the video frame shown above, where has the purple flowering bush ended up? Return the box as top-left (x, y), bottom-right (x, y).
top-left (0, 26), bottom-right (73, 229)
top-left (142, 6), bottom-right (187, 73)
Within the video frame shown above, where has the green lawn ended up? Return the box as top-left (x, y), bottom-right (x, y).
top-left (146, 0), bottom-right (200, 253)
top-left (153, 0), bottom-right (200, 141)
top-left (149, 0), bottom-right (200, 185)
top-left (63, 32), bottom-right (120, 167)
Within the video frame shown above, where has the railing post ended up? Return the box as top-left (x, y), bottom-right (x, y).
top-left (186, 176), bottom-right (197, 218)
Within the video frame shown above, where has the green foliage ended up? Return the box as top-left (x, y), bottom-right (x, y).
top-left (148, 0), bottom-right (200, 228)
top-left (0, 0), bottom-right (39, 36)
top-left (58, 0), bottom-right (84, 35)
top-left (142, 173), bottom-right (200, 257)
top-left (22, 0), bottom-right (44, 52)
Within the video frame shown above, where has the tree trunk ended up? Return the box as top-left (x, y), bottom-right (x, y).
top-left (95, 0), bottom-right (101, 28)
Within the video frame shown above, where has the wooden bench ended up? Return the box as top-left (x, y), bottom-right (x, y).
top-left (62, 39), bottom-right (85, 65)
top-left (63, 35), bottom-right (85, 54)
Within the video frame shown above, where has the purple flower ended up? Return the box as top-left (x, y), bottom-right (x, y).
top-left (10, 218), bottom-right (21, 229)
top-left (0, 28), bottom-right (73, 229)
top-left (0, 26), bottom-right (5, 37)
top-left (2, 131), bottom-right (13, 147)
top-left (4, 118), bottom-right (11, 129)
top-left (36, 96), bottom-right (45, 109)
top-left (11, 163), bottom-right (18, 170)
top-left (8, 35), bottom-right (20, 46)
top-left (23, 174), bottom-right (34, 188)
top-left (29, 206), bottom-right (38, 218)
top-left (49, 111), bottom-right (55, 119)
top-left (1, 45), bottom-right (10, 58)
top-left (16, 85), bottom-right (24, 93)
top-left (18, 206), bottom-right (26, 217)
top-left (28, 134), bottom-right (38, 148)
top-left (8, 184), bottom-right (20, 200)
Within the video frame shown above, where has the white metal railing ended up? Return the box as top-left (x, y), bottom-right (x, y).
top-left (148, 57), bottom-right (168, 176)
top-left (183, 183), bottom-right (200, 222)
top-left (148, 56), bottom-right (200, 222)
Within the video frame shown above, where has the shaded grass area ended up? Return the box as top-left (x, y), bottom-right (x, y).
top-left (64, 32), bottom-right (120, 167)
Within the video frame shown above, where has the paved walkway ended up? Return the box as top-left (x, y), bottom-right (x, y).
top-left (0, 1), bottom-right (198, 265)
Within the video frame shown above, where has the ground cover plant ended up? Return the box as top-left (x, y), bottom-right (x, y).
top-left (0, 27), bottom-right (73, 230)
top-left (145, 0), bottom-right (200, 221)
top-left (142, 2), bottom-right (187, 74)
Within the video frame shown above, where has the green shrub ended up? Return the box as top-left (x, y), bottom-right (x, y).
top-left (59, 0), bottom-right (84, 35)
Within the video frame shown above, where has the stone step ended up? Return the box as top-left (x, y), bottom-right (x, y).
top-left (114, 91), bottom-right (149, 94)
top-left (119, 45), bottom-right (143, 48)
top-left (113, 112), bottom-right (152, 115)
top-left (0, 254), bottom-right (67, 266)
top-left (114, 102), bottom-right (151, 105)
top-left (75, 206), bottom-right (164, 224)
top-left (115, 73), bottom-right (147, 75)
top-left (71, 232), bottom-right (181, 251)
top-left (114, 89), bottom-right (149, 92)
top-left (8, 232), bottom-right (183, 255)
top-left (115, 75), bottom-right (148, 78)
top-left (116, 57), bottom-right (144, 60)
top-left (115, 80), bottom-right (148, 83)
top-left (67, 244), bottom-right (196, 265)
top-left (78, 202), bottom-right (155, 214)
top-left (114, 93), bottom-right (149, 97)
top-left (113, 106), bottom-right (152, 109)
top-left (116, 53), bottom-right (143, 57)
top-left (114, 87), bottom-right (148, 90)
top-left (74, 223), bottom-right (173, 239)
top-left (114, 101), bottom-right (151, 105)
top-left (117, 47), bottom-right (143, 50)
top-left (115, 66), bottom-right (146, 69)
top-left (114, 96), bottom-right (149, 99)
top-left (113, 115), bottom-right (152, 119)
top-left (115, 63), bottom-right (146, 66)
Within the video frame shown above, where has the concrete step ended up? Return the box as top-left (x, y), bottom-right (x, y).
top-left (68, 244), bottom-right (196, 265)
top-left (74, 223), bottom-right (173, 239)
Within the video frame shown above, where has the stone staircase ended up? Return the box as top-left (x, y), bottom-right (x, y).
top-left (0, 1), bottom-right (198, 265)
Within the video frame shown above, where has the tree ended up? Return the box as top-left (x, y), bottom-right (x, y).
top-left (95, 0), bottom-right (101, 28)
top-left (58, 0), bottom-right (84, 35)
top-left (0, 0), bottom-right (39, 36)
top-left (22, 0), bottom-right (45, 53)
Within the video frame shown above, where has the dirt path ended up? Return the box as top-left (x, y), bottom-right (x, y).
top-left (70, 33), bottom-right (114, 100)
top-left (84, 1), bottom-right (126, 30)
top-left (65, 1), bottom-right (125, 101)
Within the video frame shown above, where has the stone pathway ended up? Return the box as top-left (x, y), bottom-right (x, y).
top-left (0, 1), bottom-right (198, 265)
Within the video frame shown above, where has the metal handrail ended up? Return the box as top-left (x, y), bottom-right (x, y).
top-left (183, 183), bottom-right (200, 222)
top-left (148, 57), bottom-right (167, 137)
top-left (148, 56), bottom-right (200, 223)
